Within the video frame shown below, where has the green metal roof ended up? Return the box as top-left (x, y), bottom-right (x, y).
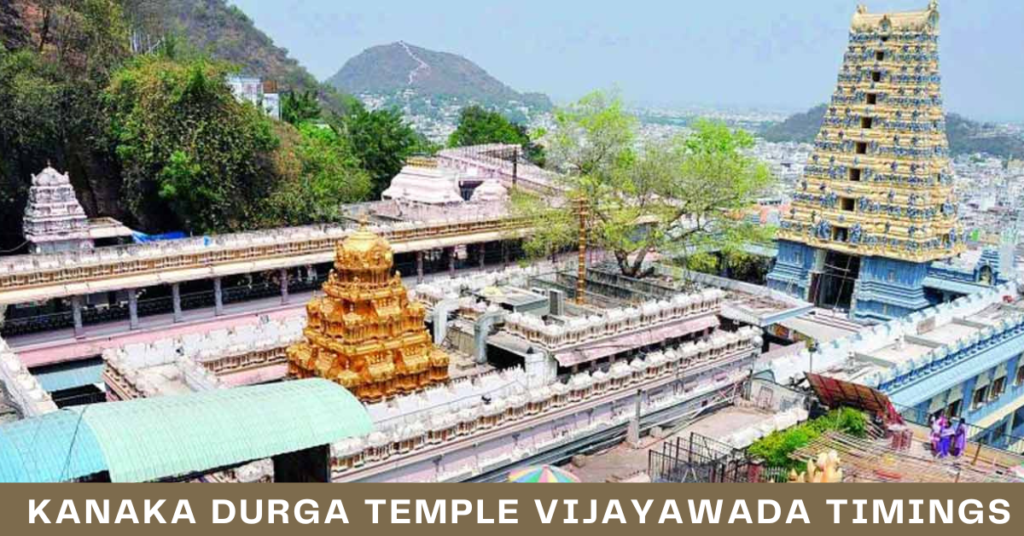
top-left (0, 410), bottom-right (107, 483)
top-left (33, 361), bottom-right (105, 392)
top-left (73, 379), bottom-right (372, 482)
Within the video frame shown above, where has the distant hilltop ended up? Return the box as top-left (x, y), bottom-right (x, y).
top-left (327, 42), bottom-right (552, 121)
top-left (761, 104), bottom-right (1024, 159)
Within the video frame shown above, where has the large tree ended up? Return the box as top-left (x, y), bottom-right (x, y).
top-left (259, 122), bottom-right (371, 226)
top-left (105, 52), bottom-right (279, 233)
top-left (337, 102), bottom-right (429, 198)
top-left (448, 105), bottom-right (545, 165)
top-left (518, 90), bottom-right (774, 279)
top-left (281, 89), bottom-right (321, 126)
top-left (0, 0), bottom-right (130, 249)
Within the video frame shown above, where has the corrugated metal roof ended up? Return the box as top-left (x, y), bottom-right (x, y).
top-left (0, 410), bottom-right (107, 483)
top-left (888, 335), bottom-right (1024, 408)
top-left (75, 379), bottom-right (372, 482)
top-left (34, 362), bottom-right (105, 392)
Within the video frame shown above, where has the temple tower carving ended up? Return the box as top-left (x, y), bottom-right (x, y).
top-left (767, 2), bottom-right (962, 321)
top-left (22, 166), bottom-right (93, 254)
top-left (286, 225), bottom-right (450, 402)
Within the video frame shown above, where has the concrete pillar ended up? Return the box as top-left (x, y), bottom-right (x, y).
top-left (416, 251), bottom-right (424, 284)
top-left (171, 283), bottom-right (183, 323)
top-left (214, 277), bottom-right (224, 316)
top-left (71, 296), bottom-right (84, 338)
top-left (448, 247), bottom-right (456, 277)
top-left (307, 265), bottom-right (317, 285)
top-left (479, 244), bottom-right (486, 269)
top-left (628, 388), bottom-right (643, 448)
top-left (474, 312), bottom-right (502, 365)
top-left (128, 289), bottom-right (139, 330)
top-left (280, 268), bottom-right (290, 305)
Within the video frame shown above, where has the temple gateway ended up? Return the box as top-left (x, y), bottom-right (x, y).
top-left (287, 225), bottom-right (450, 401)
top-left (767, 2), bottom-right (971, 321)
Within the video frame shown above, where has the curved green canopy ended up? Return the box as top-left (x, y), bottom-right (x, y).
top-left (75, 379), bottom-right (371, 482)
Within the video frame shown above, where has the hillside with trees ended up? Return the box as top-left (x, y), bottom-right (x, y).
top-left (328, 42), bottom-right (552, 124)
top-left (0, 0), bottom-right (423, 250)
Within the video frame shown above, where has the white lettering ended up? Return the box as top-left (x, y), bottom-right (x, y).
top-left (990, 499), bottom-right (1010, 525)
top-left (115, 500), bottom-right (138, 524)
top-left (689, 500), bottom-right (722, 523)
top-left (759, 500), bottom-right (781, 524)
top-left (874, 500), bottom-right (902, 524)
top-left (325, 500), bottom-right (349, 524)
top-left (212, 500), bottom-right (235, 524)
top-left (729, 500), bottom-right (752, 524)
top-left (240, 499), bottom-right (262, 524)
top-left (56, 501), bottom-right (80, 524)
top-left (826, 500), bottom-right (847, 524)
top-left (786, 500), bottom-right (810, 524)
top-left (535, 500), bottom-right (558, 524)
top-left (144, 500), bottom-right (166, 524)
top-left (172, 501), bottom-right (194, 524)
top-left (295, 500), bottom-right (319, 525)
top-left (452, 499), bottom-right (472, 524)
top-left (499, 500), bottom-right (517, 524)
top-left (29, 500), bottom-right (51, 524)
top-left (392, 499), bottom-right (410, 524)
top-left (87, 500), bottom-right (109, 524)
top-left (959, 499), bottom-right (983, 524)
top-left (365, 500), bottom-right (386, 524)
top-left (659, 500), bottom-right (683, 524)
top-left (417, 500), bottom-right (445, 524)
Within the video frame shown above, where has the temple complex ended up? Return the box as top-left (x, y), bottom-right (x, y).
top-left (286, 224), bottom-right (450, 401)
top-left (768, 2), bottom-right (966, 321)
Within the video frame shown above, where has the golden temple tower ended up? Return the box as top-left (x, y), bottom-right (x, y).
top-left (286, 225), bottom-right (449, 402)
top-left (767, 2), bottom-right (963, 321)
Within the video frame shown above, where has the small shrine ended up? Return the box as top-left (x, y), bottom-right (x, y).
top-left (286, 224), bottom-right (450, 402)
top-left (22, 166), bottom-right (93, 254)
top-left (380, 157), bottom-right (463, 205)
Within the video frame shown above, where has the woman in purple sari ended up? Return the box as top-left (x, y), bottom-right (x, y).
top-left (953, 421), bottom-right (968, 457)
top-left (939, 419), bottom-right (955, 458)
top-left (930, 416), bottom-right (942, 455)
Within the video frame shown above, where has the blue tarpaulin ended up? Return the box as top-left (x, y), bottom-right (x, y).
top-left (131, 231), bottom-right (187, 243)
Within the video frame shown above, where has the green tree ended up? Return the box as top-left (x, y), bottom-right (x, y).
top-left (448, 105), bottom-right (545, 165)
top-left (105, 53), bottom-right (279, 233)
top-left (260, 123), bottom-right (371, 225)
top-left (0, 0), bottom-right (130, 249)
top-left (281, 89), bottom-right (321, 126)
top-left (518, 90), bottom-right (774, 279)
top-left (338, 103), bottom-right (422, 198)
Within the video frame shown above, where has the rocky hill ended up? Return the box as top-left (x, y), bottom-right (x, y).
top-left (328, 42), bottom-right (552, 123)
top-left (761, 103), bottom-right (1024, 159)
top-left (151, 0), bottom-right (325, 95)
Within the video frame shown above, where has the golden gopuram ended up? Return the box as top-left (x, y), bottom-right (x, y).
top-left (286, 225), bottom-right (449, 402)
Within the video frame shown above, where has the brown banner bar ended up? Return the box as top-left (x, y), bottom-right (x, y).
top-left (0, 484), bottom-right (1017, 535)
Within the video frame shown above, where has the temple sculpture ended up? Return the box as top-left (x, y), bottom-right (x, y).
top-left (22, 166), bottom-right (93, 254)
top-left (286, 224), bottom-right (449, 401)
top-left (768, 2), bottom-right (964, 321)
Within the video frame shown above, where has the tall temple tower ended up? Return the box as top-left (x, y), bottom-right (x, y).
top-left (287, 224), bottom-right (450, 402)
top-left (767, 2), bottom-right (963, 321)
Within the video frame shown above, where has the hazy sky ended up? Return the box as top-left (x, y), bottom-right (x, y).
top-left (229, 0), bottom-right (1024, 122)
